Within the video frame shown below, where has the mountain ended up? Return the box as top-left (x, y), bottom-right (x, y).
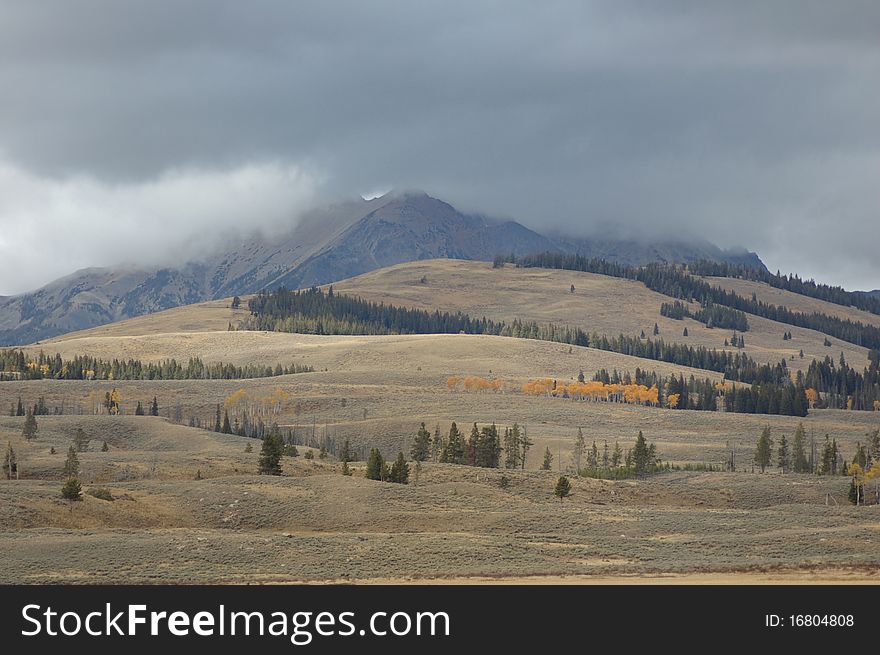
top-left (0, 191), bottom-right (765, 345)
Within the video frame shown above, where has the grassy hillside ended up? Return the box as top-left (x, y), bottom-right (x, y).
top-left (3, 258), bottom-right (879, 583)
top-left (35, 259), bottom-right (872, 374)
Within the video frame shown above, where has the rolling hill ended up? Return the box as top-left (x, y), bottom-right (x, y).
top-left (3, 258), bottom-right (880, 584)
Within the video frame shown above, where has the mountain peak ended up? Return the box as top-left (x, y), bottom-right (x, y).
top-left (0, 191), bottom-right (767, 345)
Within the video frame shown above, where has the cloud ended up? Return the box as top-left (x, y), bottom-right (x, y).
top-left (0, 1), bottom-right (878, 290)
top-left (0, 159), bottom-right (321, 294)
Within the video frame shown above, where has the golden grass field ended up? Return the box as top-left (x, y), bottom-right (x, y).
top-left (3, 259), bottom-right (880, 583)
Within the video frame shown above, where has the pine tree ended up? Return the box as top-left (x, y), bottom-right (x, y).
top-left (410, 422), bottom-right (431, 462)
top-left (466, 423), bottom-right (479, 466)
top-left (653, 323), bottom-right (659, 336)
top-left (440, 422), bottom-right (465, 464)
top-left (150, 396), bottom-right (159, 417)
top-left (611, 441), bottom-right (622, 468)
top-left (632, 431), bottom-right (655, 476)
top-left (61, 477), bottom-right (82, 502)
top-left (22, 408), bottom-right (37, 441)
top-left (792, 423), bottom-right (809, 473)
top-left (682, 327), bottom-right (689, 337)
top-left (542, 447), bottom-right (553, 471)
top-left (776, 434), bottom-right (789, 473)
top-left (340, 438), bottom-right (353, 463)
top-left (432, 425), bottom-right (442, 462)
top-left (2, 442), bottom-right (16, 480)
top-left (755, 426), bottom-right (772, 473)
top-left (390, 452), bottom-right (410, 484)
top-left (519, 425), bottom-right (533, 469)
top-left (554, 475), bottom-right (572, 501)
top-left (135, 401), bottom-right (145, 416)
top-left (63, 445), bottom-right (79, 477)
top-left (365, 448), bottom-right (385, 480)
top-left (214, 404), bottom-right (222, 432)
top-left (341, 460), bottom-right (352, 476)
top-left (73, 427), bottom-right (90, 452)
top-left (16, 396), bottom-right (24, 416)
top-left (222, 410), bottom-right (232, 434)
top-left (101, 441), bottom-right (109, 452)
top-left (475, 423), bottom-right (501, 468)
top-left (572, 427), bottom-right (585, 472)
top-left (258, 429), bottom-right (284, 476)
top-left (504, 425), bottom-right (521, 469)
top-left (848, 478), bottom-right (861, 505)
top-left (818, 436), bottom-right (835, 475)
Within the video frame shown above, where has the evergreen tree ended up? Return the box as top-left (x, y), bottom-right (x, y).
top-left (682, 327), bottom-right (689, 337)
top-left (542, 447), bottom-right (553, 471)
top-left (410, 422), bottom-right (432, 462)
top-left (776, 434), bottom-right (789, 473)
top-left (432, 425), bottom-right (442, 462)
top-left (222, 410), bottom-right (232, 434)
top-left (867, 428), bottom-right (880, 465)
top-left (791, 423), bottom-right (809, 473)
top-left (63, 445), bottom-right (79, 477)
top-left (653, 322), bottom-right (660, 336)
top-left (755, 426), bottom-right (773, 473)
top-left (135, 401), bottom-right (145, 416)
top-left (572, 427), bottom-right (585, 472)
top-left (16, 396), bottom-right (24, 416)
top-left (818, 436), bottom-right (835, 475)
top-left (848, 478), bottom-right (861, 505)
top-left (61, 477), bottom-right (82, 502)
top-left (365, 448), bottom-right (385, 480)
top-left (611, 441), bottom-right (622, 468)
top-left (341, 460), bottom-right (352, 476)
top-left (475, 423), bottom-right (501, 468)
top-left (2, 441), bottom-right (16, 480)
top-left (258, 429), bottom-right (284, 475)
top-left (853, 442), bottom-right (868, 469)
top-left (632, 431), bottom-right (656, 476)
top-left (504, 425), bottom-right (521, 469)
top-left (554, 475), bottom-right (572, 501)
top-left (214, 404), bottom-right (222, 432)
top-left (150, 396), bottom-right (159, 416)
top-left (466, 423), bottom-right (480, 466)
top-left (390, 452), bottom-right (410, 484)
top-left (73, 428), bottom-right (90, 452)
top-left (519, 425), bottom-right (533, 469)
top-left (440, 422), bottom-right (466, 464)
top-left (340, 438), bottom-right (353, 463)
top-left (22, 408), bottom-right (37, 441)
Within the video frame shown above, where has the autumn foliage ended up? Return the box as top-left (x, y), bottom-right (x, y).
top-left (521, 378), bottom-right (660, 406)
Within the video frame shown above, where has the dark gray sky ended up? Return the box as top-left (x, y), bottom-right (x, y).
top-left (1, 1), bottom-right (878, 294)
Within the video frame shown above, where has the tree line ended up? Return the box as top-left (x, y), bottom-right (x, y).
top-left (509, 252), bottom-right (880, 350)
top-left (245, 286), bottom-right (780, 384)
top-left (0, 349), bottom-right (312, 381)
top-left (688, 260), bottom-right (880, 317)
top-left (801, 351), bottom-right (880, 411)
top-left (660, 300), bottom-right (749, 332)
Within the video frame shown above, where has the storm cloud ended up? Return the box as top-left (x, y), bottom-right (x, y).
top-left (1, 1), bottom-right (878, 294)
